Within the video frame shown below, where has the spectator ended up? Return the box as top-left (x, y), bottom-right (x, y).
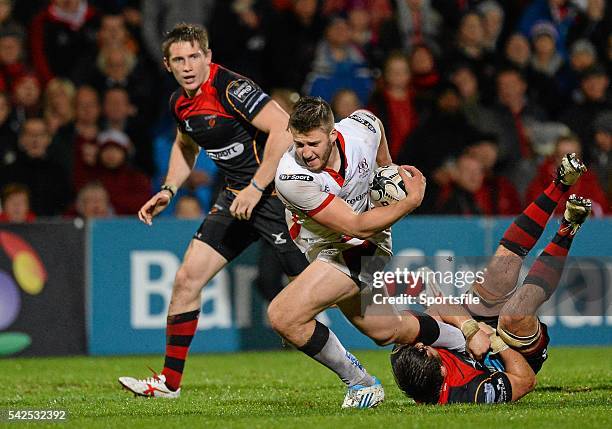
top-left (0, 0), bottom-right (20, 32)
top-left (304, 15), bottom-right (373, 104)
top-left (567, 38), bottom-right (598, 97)
top-left (101, 86), bottom-right (153, 175)
top-left (590, 111), bottom-right (611, 201)
top-left (518, 0), bottom-right (579, 59)
top-left (0, 183), bottom-right (36, 223)
top-left (43, 78), bottom-right (76, 135)
top-left (49, 85), bottom-right (101, 183)
top-left (567, 0), bottom-right (610, 58)
top-left (526, 134), bottom-right (610, 216)
top-left (209, 0), bottom-right (271, 85)
top-left (174, 195), bottom-right (203, 220)
top-left (478, 1), bottom-right (505, 53)
top-left (331, 88), bottom-right (362, 120)
top-left (0, 117), bottom-right (71, 216)
top-left (265, 0), bottom-right (324, 91)
top-left (11, 74), bottom-right (43, 126)
top-left (528, 21), bottom-right (572, 115)
top-left (0, 90), bottom-right (17, 166)
top-left (79, 129), bottom-right (151, 215)
top-left (73, 180), bottom-right (113, 219)
top-left (29, 0), bottom-right (100, 84)
top-left (0, 25), bottom-right (29, 95)
top-left (436, 154), bottom-right (485, 215)
top-left (407, 43), bottom-right (440, 110)
top-left (560, 64), bottom-right (611, 158)
top-left (378, 0), bottom-right (443, 59)
top-left (269, 88), bottom-right (300, 115)
top-left (367, 52), bottom-right (419, 158)
top-left (501, 32), bottom-right (532, 71)
top-left (466, 135), bottom-right (522, 215)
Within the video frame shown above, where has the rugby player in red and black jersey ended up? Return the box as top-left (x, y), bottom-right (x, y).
top-left (391, 154), bottom-right (592, 404)
top-left (118, 23), bottom-right (309, 398)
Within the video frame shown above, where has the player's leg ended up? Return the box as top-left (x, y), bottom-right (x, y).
top-left (467, 153), bottom-right (586, 316)
top-left (498, 196), bottom-right (591, 361)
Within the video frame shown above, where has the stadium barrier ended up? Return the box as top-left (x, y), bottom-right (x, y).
top-left (0, 223), bottom-right (86, 357)
top-left (87, 217), bottom-right (612, 356)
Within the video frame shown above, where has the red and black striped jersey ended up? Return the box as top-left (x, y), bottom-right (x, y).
top-left (170, 63), bottom-right (271, 191)
top-left (436, 348), bottom-right (512, 404)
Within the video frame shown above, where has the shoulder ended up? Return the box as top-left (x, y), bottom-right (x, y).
top-left (338, 110), bottom-right (382, 136)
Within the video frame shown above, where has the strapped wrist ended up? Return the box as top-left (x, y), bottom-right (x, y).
top-left (460, 319), bottom-right (480, 341)
top-left (250, 178), bottom-right (265, 193)
top-left (160, 184), bottom-right (177, 199)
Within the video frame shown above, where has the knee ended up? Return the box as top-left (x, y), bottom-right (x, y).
top-left (267, 299), bottom-right (289, 335)
top-left (173, 266), bottom-right (202, 297)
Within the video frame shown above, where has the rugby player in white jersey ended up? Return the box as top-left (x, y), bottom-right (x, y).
top-left (268, 97), bottom-right (480, 409)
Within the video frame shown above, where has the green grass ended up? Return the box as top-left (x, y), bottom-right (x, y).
top-left (1, 347), bottom-right (611, 428)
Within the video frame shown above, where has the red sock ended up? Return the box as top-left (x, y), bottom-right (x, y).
top-left (500, 181), bottom-right (570, 257)
top-left (161, 309), bottom-right (200, 391)
top-left (522, 219), bottom-right (574, 299)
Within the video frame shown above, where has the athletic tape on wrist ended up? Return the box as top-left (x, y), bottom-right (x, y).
top-left (460, 319), bottom-right (480, 341)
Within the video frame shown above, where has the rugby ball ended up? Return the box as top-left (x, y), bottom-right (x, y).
top-left (369, 165), bottom-right (409, 206)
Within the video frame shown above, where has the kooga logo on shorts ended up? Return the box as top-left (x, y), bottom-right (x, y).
top-left (206, 142), bottom-right (244, 160)
top-left (279, 174), bottom-right (314, 181)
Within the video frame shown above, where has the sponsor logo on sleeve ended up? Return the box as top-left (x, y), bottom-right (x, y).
top-left (228, 79), bottom-right (257, 103)
top-left (348, 113), bottom-right (376, 133)
top-left (279, 174), bottom-right (314, 181)
top-left (483, 383), bottom-right (496, 403)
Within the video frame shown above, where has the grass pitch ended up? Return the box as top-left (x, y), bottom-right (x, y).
top-left (1, 347), bottom-right (611, 428)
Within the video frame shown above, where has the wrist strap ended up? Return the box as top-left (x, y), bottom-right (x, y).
top-left (490, 333), bottom-right (509, 354)
top-left (460, 319), bottom-right (480, 341)
top-left (250, 178), bottom-right (265, 193)
top-left (160, 184), bottom-right (177, 199)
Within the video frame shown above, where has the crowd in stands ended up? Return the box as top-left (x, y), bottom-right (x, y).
top-left (0, 0), bottom-right (610, 223)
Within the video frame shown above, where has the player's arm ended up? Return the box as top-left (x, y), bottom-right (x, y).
top-left (311, 165), bottom-right (426, 239)
top-left (374, 116), bottom-right (392, 167)
top-left (426, 305), bottom-right (491, 360)
top-left (138, 130), bottom-right (200, 225)
top-left (497, 347), bottom-right (537, 401)
top-left (230, 100), bottom-right (292, 220)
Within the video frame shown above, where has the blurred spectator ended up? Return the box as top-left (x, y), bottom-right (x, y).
top-left (174, 195), bottom-right (203, 220)
top-left (0, 90), bottom-right (17, 166)
top-left (0, 25), bottom-right (29, 95)
top-left (560, 64), bottom-right (611, 158)
top-left (265, 0), bottom-right (324, 91)
top-left (29, 0), bottom-right (100, 84)
top-left (407, 43), bottom-right (440, 109)
top-left (367, 52), bottom-right (418, 158)
top-left (73, 180), bottom-right (113, 219)
top-left (449, 63), bottom-right (498, 135)
top-left (331, 88), bottom-right (362, 120)
top-left (567, 38), bottom-right (598, 96)
top-left (526, 134), bottom-right (610, 216)
top-left (0, 183), bottom-right (36, 223)
top-left (141, 0), bottom-right (215, 65)
top-left (398, 82), bottom-right (480, 192)
top-left (0, 117), bottom-right (71, 216)
top-left (518, 0), bottom-right (579, 58)
top-left (49, 85), bottom-right (100, 184)
top-left (304, 15), bottom-right (373, 104)
top-left (567, 0), bottom-right (610, 59)
top-left (0, 0), bottom-right (20, 31)
top-left (378, 0), bottom-right (443, 60)
top-left (590, 111), bottom-right (611, 200)
top-left (323, 0), bottom-right (392, 31)
top-left (446, 11), bottom-right (496, 101)
top-left (79, 129), bottom-right (151, 215)
top-left (101, 86), bottom-right (153, 175)
top-left (436, 154), bottom-right (485, 215)
top-left (490, 67), bottom-right (547, 165)
top-left (12, 74), bottom-right (43, 126)
top-left (208, 0), bottom-right (271, 85)
top-left (501, 32), bottom-right (532, 71)
top-left (466, 135), bottom-right (522, 215)
top-left (478, 1), bottom-right (505, 53)
top-left (528, 21), bottom-right (572, 115)
top-left (43, 78), bottom-right (75, 135)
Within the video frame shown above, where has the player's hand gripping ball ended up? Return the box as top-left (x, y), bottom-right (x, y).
top-left (369, 165), bottom-right (410, 206)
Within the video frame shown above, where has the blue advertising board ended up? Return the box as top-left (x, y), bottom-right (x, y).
top-left (88, 217), bottom-right (612, 355)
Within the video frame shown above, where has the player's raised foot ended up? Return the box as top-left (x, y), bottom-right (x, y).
top-left (562, 194), bottom-right (592, 235)
top-left (556, 153), bottom-right (587, 186)
top-left (341, 377), bottom-right (384, 409)
top-left (118, 370), bottom-right (180, 398)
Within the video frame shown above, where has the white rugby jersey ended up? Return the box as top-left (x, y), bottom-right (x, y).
top-left (275, 110), bottom-right (392, 262)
